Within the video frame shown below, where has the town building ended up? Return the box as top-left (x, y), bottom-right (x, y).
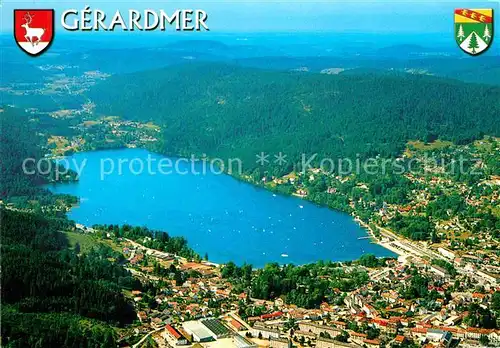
top-left (477, 269), bottom-right (500, 285)
top-left (165, 324), bottom-right (188, 345)
top-left (251, 324), bottom-right (280, 340)
top-left (233, 334), bottom-right (258, 348)
top-left (430, 265), bottom-right (449, 278)
top-left (294, 330), bottom-right (317, 341)
top-left (316, 337), bottom-right (358, 347)
top-left (438, 248), bottom-right (455, 260)
top-left (426, 329), bottom-right (452, 347)
top-left (182, 321), bottom-right (215, 342)
top-left (298, 322), bottom-right (342, 338)
top-left (269, 337), bottom-right (290, 348)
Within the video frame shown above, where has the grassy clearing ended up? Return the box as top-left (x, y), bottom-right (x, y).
top-left (101, 238), bottom-right (125, 254)
top-left (408, 140), bottom-right (453, 151)
top-left (404, 140), bottom-right (453, 157)
top-left (142, 122), bottom-right (161, 131)
top-left (492, 206), bottom-right (500, 219)
top-left (101, 115), bottom-right (120, 122)
top-left (64, 231), bottom-right (97, 253)
top-left (64, 231), bottom-right (125, 256)
top-left (83, 120), bottom-right (99, 127)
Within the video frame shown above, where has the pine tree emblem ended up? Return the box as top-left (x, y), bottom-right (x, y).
top-left (454, 8), bottom-right (494, 56)
top-left (483, 25), bottom-right (491, 42)
top-left (468, 32), bottom-right (479, 54)
top-left (457, 25), bottom-right (465, 42)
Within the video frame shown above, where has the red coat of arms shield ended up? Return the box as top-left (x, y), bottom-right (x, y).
top-left (14, 9), bottom-right (54, 56)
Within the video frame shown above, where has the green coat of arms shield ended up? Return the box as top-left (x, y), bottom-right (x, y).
top-left (455, 9), bottom-right (493, 55)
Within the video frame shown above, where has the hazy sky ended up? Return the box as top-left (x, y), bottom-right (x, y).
top-left (1, 0), bottom-right (498, 33)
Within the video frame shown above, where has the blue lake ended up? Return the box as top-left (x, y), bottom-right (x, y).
top-left (47, 149), bottom-right (394, 267)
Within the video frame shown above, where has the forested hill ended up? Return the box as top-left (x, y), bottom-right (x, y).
top-left (0, 208), bottom-right (138, 347)
top-left (0, 108), bottom-right (48, 197)
top-left (0, 107), bottom-right (77, 202)
top-left (89, 63), bottom-right (500, 170)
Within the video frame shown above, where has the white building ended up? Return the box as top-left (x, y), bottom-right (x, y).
top-left (438, 247), bottom-right (455, 260)
top-left (298, 322), bottom-right (342, 338)
top-left (426, 329), bottom-right (452, 347)
top-left (269, 337), bottom-right (289, 348)
top-left (182, 321), bottom-right (214, 342)
top-left (250, 325), bottom-right (280, 340)
top-left (316, 337), bottom-right (358, 347)
top-left (477, 270), bottom-right (500, 285)
top-left (430, 265), bottom-right (449, 278)
top-left (234, 334), bottom-right (258, 348)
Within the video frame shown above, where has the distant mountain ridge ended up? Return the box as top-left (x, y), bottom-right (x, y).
top-left (376, 44), bottom-right (433, 56)
top-left (2, 37), bottom-right (499, 87)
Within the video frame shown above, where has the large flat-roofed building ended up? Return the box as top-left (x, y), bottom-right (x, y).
top-left (477, 269), bottom-right (500, 285)
top-left (234, 334), bottom-right (258, 348)
top-left (430, 265), bottom-right (449, 278)
top-left (426, 329), bottom-right (452, 347)
top-left (251, 325), bottom-right (280, 339)
top-left (269, 337), bottom-right (289, 348)
top-left (201, 318), bottom-right (232, 339)
top-left (438, 247), bottom-right (455, 260)
top-left (298, 322), bottom-right (342, 338)
top-left (294, 330), bottom-right (316, 341)
top-left (182, 321), bottom-right (215, 342)
top-left (316, 337), bottom-right (358, 347)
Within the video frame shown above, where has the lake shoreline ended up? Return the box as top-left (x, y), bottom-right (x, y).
top-left (47, 148), bottom-right (397, 265)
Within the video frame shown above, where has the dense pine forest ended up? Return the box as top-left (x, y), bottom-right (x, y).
top-left (0, 108), bottom-right (137, 346)
top-left (0, 108), bottom-right (53, 197)
top-left (0, 108), bottom-right (77, 209)
top-left (0, 208), bottom-right (139, 347)
top-left (90, 63), bottom-right (500, 172)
